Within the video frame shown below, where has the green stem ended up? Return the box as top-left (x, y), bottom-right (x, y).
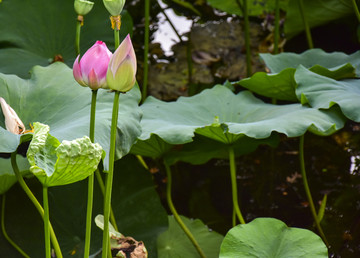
top-left (237, 0), bottom-right (252, 77)
top-left (102, 91), bottom-right (120, 258)
top-left (299, 135), bottom-right (329, 247)
top-left (273, 0), bottom-right (280, 54)
top-left (95, 170), bottom-right (118, 232)
top-left (228, 147), bottom-right (246, 224)
top-left (114, 27), bottom-right (120, 49)
top-left (232, 208), bottom-right (236, 227)
top-left (163, 161), bottom-right (206, 258)
top-left (1, 195), bottom-right (30, 258)
top-left (84, 90), bottom-right (98, 258)
top-left (43, 186), bottom-right (51, 258)
top-left (75, 19), bottom-right (82, 56)
top-left (298, 0), bottom-right (313, 49)
top-left (11, 152), bottom-right (63, 258)
top-left (352, 0), bottom-right (360, 22)
top-left (141, 0), bottom-right (150, 103)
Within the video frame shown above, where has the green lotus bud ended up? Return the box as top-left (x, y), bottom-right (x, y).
top-left (74, 0), bottom-right (94, 16)
top-left (103, 0), bottom-right (125, 16)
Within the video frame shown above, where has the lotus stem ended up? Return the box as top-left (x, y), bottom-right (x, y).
top-left (352, 0), bottom-right (360, 23)
top-left (95, 170), bottom-right (118, 231)
top-left (299, 135), bottom-right (329, 247)
top-left (1, 194), bottom-right (30, 258)
top-left (141, 0), bottom-right (150, 103)
top-left (11, 152), bottom-right (63, 258)
top-left (43, 186), bottom-right (51, 258)
top-left (163, 161), bottom-right (206, 258)
top-left (298, 0), bottom-right (313, 49)
top-left (102, 91), bottom-right (120, 258)
top-left (84, 89), bottom-right (98, 258)
top-left (274, 0), bottom-right (280, 54)
top-left (114, 26), bottom-right (120, 49)
top-left (228, 147), bottom-right (246, 224)
top-left (75, 16), bottom-right (83, 56)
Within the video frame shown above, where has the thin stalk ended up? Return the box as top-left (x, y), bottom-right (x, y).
top-left (232, 209), bottom-right (236, 227)
top-left (158, 1), bottom-right (183, 43)
top-left (299, 135), bottom-right (329, 247)
top-left (75, 19), bottom-right (82, 56)
top-left (114, 28), bottom-right (120, 49)
top-left (273, 0), bottom-right (280, 54)
top-left (43, 186), bottom-right (51, 258)
top-left (1, 195), bottom-right (30, 258)
top-left (102, 91), bottom-right (120, 258)
top-left (163, 161), bottom-right (206, 258)
top-left (95, 170), bottom-right (118, 232)
top-left (352, 0), bottom-right (360, 22)
top-left (228, 147), bottom-right (246, 224)
top-left (186, 31), bottom-right (194, 96)
top-left (11, 152), bottom-right (63, 258)
top-left (298, 0), bottom-right (313, 49)
top-left (142, 0), bottom-right (150, 102)
top-left (84, 90), bottom-right (98, 258)
top-left (236, 0), bottom-right (252, 76)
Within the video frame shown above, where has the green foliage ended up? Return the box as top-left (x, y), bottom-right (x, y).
top-left (238, 49), bottom-right (360, 101)
top-left (26, 122), bottom-right (103, 187)
top-left (0, 155), bottom-right (168, 257)
top-left (295, 66), bottom-right (360, 122)
top-left (285, 0), bottom-right (354, 38)
top-left (219, 218), bottom-right (328, 258)
top-left (0, 0), bottom-right (133, 78)
top-left (157, 215), bottom-right (223, 258)
top-left (206, 0), bottom-right (288, 16)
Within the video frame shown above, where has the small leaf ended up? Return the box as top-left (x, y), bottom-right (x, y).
top-left (27, 122), bottom-right (102, 187)
top-left (219, 218), bottom-right (328, 258)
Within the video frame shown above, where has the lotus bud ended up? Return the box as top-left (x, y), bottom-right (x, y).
top-left (73, 41), bottom-right (112, 90)
top-left (0, 97), bottom-right (25, 135)
top-left (74, 0), bottom-right (94, 16)
top-left (103, 0), bottom-right (125, 16)
top-left (106, 35), bottom-right (137, 92)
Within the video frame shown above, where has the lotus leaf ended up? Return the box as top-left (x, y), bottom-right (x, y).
top-left (219, 217), bottom-right (328, 258)
top-left (157, 215), bottom-right (223, 258)
top-left (295, 66), bottom-right (360, 122)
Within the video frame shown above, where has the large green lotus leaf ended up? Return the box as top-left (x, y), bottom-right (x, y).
top-left (0, 155), bottom-right (168, 257)
top-left (26, 122), bottom-right (103, 187)
top-left (206, 0), bottom-right (288, 16)
top-left (284, 0), bottom-right (353, 38)
top-left (260, 49), bottom-right (360, 74)
top-left (0, 0), bottom-right (133, 78)
top-left (157, 215), bottom-right (224, 258)
top-left (165, 133), bottom-right (279, 165)
top-left (219, 217), bottom-right (328, 258)
top-left (0, 155), bottom-right (29, 194)
top-left (295, 66), bottom-right (360, 122)
top-left (238, 63), bottom-right (355, 101)
top-left (0, 63), bottom-right (142, 171)
top-left (139, 85), bottom-right (345, 148)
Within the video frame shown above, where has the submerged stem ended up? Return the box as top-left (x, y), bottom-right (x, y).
top-left (1, 194), bottom-right (30, 258)
top-left (299, 135), bottom-right (329, 247)
top-left (102, 91), bottom-right (120, 258)
top-left (163, 161), bottom-right (206, 258)
top-left (142, 0), bottom-right (150, 103)
top-left (84, 90), bottom-right (98, 258)
top-left (298, 0), bottom-right (313, 49)
top-left (43, 187), bottom-right (51, 258)
top-left (228, 147), bottom-right (246, 224)
top-left (11, 152), bottom-right (63, 258)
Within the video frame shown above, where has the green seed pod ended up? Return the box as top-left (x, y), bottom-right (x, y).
top-left (74, 0), bottom-right (94, 16)
top-left (103, 0), bottom-right (125, 16)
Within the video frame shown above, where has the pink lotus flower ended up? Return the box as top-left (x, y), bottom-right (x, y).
top-left (106, 34), bottom-right (137, 92)
top-left (73, 41), bottom-right (112, 90)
